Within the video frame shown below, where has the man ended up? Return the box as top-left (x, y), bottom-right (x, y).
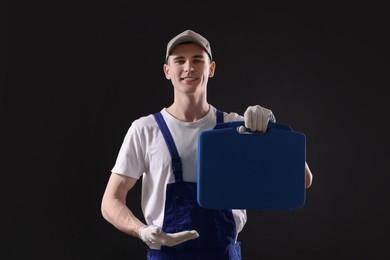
top-left (101, 29), bottom-right (313, 259)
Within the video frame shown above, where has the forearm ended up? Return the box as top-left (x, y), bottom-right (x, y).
top-left (101, 197), bottom-right (145, 238)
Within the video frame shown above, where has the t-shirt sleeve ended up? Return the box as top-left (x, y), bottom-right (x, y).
top-left (111, 121), bottom-right (146, 179)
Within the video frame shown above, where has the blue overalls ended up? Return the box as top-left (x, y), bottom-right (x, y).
top-left (147, 110), bottom-right (241, 260)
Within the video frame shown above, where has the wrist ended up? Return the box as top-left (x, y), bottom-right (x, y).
top-left (138, 225), bottom-right (148, 239)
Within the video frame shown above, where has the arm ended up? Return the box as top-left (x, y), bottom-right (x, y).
top-left (101, 172), bottom-right (199, 248)
top-left (101, 172), bottom-right (145, 238)
top-left (305, 162), bottom-right (313, 189)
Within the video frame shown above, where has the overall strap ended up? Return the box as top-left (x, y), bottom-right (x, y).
top-left (153, 112), bottom-right (183, 182)
top-left (154, 109), bottom-right (223, 182)
top-left (216, 109), bottom-right (224, 124)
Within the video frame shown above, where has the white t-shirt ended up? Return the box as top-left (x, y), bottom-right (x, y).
top-left (112, 105), bottom-right (247, 240)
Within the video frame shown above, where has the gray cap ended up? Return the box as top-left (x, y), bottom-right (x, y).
top-left (165, 29), bottom-right (212, 62)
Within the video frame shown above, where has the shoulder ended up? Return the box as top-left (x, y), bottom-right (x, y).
top-left (124, 113), bottom-right (159, 138)
top-left (131, 114), bottom-right (157, 128)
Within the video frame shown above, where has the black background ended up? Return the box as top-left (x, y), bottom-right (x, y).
top-left (3, 1), bottom-right (389, 259)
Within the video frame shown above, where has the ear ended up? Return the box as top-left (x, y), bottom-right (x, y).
top-left (163, 63), bottom-right (171, 80)
top-left (209, 61), bottom-right (216, 78)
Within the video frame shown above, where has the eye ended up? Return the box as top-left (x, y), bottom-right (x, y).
top-left (193, 59), bottom-right (204, 64)
top-left (175, 60), bottom-right (185, 64)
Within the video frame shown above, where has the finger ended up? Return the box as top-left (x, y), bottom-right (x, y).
top-left (269, 112), bottom-right (276, 122)
top-left (238, 125), bottom-right (246, 134)
top-left (247, 106), bottom-right (258, 131)
top-left (260, 108), bottom-right (269, 132)
top-left (171, 230), bottom-right (199, 240)
top-left (251, 108), bottom-right (259, 132)
top-left (256, 107), bottom-right (263, 132)
top-left (163, 230), bottom-right (199, 246)
top-left (244, 107), bottom-right (253, 130)
top-left (263, 109), bottom-right (274, 132)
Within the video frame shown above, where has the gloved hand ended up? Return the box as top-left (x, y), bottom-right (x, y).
top-left (243, 105), bottom-right (276, 133)
top-left (138, 225), bottom-right (199, 249)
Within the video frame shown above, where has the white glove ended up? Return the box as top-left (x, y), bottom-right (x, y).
top-left (138, 225), bottom-right (199, 249)
top-left (243, 105), bottom-right (275, 133)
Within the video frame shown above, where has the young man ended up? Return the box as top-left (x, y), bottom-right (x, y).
top-left (101, 29), bottom-right (313, 260)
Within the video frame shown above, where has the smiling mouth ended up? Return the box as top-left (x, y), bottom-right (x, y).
top-left (181, 77), bottom-right (197, 81)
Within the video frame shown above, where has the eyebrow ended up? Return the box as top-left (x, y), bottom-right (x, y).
top-left (172, 55), bottom-right (206, 61)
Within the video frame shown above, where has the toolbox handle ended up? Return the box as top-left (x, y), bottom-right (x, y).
top-left (213, 121), bottom-right (293, 132)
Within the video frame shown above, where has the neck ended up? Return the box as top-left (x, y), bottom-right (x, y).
top-left (166, 94), bottom-right (210, 122)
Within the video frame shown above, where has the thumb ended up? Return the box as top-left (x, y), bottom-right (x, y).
top-left (149, 225), bottom-right (162, 235)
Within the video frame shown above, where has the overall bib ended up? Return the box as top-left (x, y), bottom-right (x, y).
top-left (147, 110), bottom-right (241, 260)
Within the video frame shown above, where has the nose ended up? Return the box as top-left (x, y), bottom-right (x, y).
top-left (184, 61), bottom-right (195, 72)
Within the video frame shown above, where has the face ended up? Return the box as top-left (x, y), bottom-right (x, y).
top-left (163, 43), bottom-right (216, 95)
